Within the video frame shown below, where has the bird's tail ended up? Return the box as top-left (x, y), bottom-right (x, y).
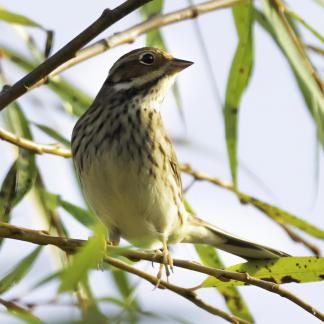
top-left (181, 214), bottom-right (289, 260)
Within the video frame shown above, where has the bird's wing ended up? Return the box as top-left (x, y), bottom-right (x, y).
top-left (181, 213), bottom-right (289, 260)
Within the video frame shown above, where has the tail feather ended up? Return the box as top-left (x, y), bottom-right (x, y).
top-left (181, 215), bottom-right (289, 260)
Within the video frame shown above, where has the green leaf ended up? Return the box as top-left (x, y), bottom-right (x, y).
top-left (201, 256), bottom-right (324, 288)
top-left (30, 270), bottom-right (61, 290)
top-left (195, 245), bottom-right (253, 321)
top-left (285, 10), bottom-right (324, 43)
top-left (0, 46), bottom-right (91, 116)
top-left (224, 1), bottom-right (254, 187)
top-left (261, 0), bottom-right (324, 150)
top-left (0, 8), bottom-right (44, 28)
top-left (146, 29), bottom-right (164, 48)
top-left (238, 192), bottom-right (324, 239)
top-left (37, 189), bottom-right (97, 228)
top-left (0, 247), bottom-right (42, 294)
top-left (0, 8), bottom-right (53, 59)
top-left (0, 103), bottom-right (37, 223)
top-left (254, 10), bottom-right (317, 131)
top-left (58, 223), bottom-right (107, 293)
top-left (32, 123), bottom-right (71, 147)
top-left (59, 199), bottom-right (98, 227)
top-left (140, 1), bottom-right (163, 18)
top-left (1, 307), bottom-right (42, 324)
top-left (79, 303), bottom-right (108, 324)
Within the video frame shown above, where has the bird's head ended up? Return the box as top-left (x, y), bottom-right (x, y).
top-left (106, 47), bottom-right (193, 92)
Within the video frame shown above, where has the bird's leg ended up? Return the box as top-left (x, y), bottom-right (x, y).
top-left (156, 240), bottom-right (173, 287)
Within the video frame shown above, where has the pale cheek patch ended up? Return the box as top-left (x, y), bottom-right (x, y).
top-left (111, 67), bottom-right (167, 92)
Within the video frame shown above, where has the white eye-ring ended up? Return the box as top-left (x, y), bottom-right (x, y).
top-left (139, 52), bottom-right (155, 65)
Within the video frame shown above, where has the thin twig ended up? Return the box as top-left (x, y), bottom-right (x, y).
top-left (0, 0), bottom-right (152, 110)
top-left (180, 164), bottom-right (321, 256)
top-left (0, 222), bottom-right (323, 321)
top-left (280, 224), bottom-right (320, 257)
top-left (0, 127), bottom-right (71, 157)
top-left (304, 43), bottom-right (324, 56)
top-left (0, 0), bottom-right (245, 97)
top-left (104, 256), bottom-right (247, 324)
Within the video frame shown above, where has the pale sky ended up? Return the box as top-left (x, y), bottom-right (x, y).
top-left (0, 0), bottom-right (323, 323)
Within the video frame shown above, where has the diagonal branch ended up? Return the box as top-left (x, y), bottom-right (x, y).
top-left (180, 164), bottom-right (322, 256)
top-left (105, 256), bottom-right (248, 324)
top-left (1, 222), bottom-right (323, 321)
top-left (0, 0), bottom-right (246, 100)
top-left (0, 0), bottom-right (152, 110)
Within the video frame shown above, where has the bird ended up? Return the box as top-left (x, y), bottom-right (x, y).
top-left (71, 47), bottom-right (288, 279)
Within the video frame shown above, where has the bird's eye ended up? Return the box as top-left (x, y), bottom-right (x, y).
top-left (139, 53), bottom-right (155, 65)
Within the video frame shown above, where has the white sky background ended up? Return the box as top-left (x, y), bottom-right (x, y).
top-left (0, 0), bottom-right (324, 323)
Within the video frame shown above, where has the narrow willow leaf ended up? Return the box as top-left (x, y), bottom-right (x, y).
top-left (0, 103), bottom-right (37, 223)
top-left (201, 256), bottom-right (324, 288)
top-left (32, 123), bottom-right (71, 147)
top-left (224, 1), bottom-right (254, 187)
top-left (146, 29), bottom-right (164, 48)
top-left (0, 152), bottom-right (36, 222)
top-left (0, 8), bottom-right (53, 58)
top-left (59, 199), bottom-right (98, 227)
top-left (261, 0), bottom-right (324, 149)
top-left (30, 270), bottom-right (61, 290)
top-left (0, 8), bottom-right (44, 28)
top-left (34, 178), bottom-right (69, 238)
top-left (0, 247), bottom-right (42, 294)
top-left (112, 270), bottom-right (133, 299)
top-left (2, 309), bottom-right (42, 324)
top-left (0, 46), bottom-right (91, 116)
top-left (286, 10), bottom-right (324, 43)
top-left (139, 0), bottom-right (163, 18)
top-left (254, 10), bottom-right (319, 137)
top-left (80, 303), bottom-right (108, 324)
top-left (238, 192), bottom-right (324, 239)
top-left (58, 223), bottom-right (106, 293)
top-left (37, 189), bottom-right (60, 212)
top-left (195, 245), bottom-right (253, 321)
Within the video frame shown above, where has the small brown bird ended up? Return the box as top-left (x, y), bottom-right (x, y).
top-left (71, 47), bottom-right (287, 278)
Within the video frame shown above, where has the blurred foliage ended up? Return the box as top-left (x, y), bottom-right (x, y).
top-left (0, 0), bottom-right (323, 323)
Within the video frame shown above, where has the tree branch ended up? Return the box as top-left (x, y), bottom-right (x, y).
top-left (180, 164), bottom-right (321, 256)
top-left (0, 0), bottom-right (152, 110)
top-left (1, 222), bottom-right (323, 321)
top-left (0, 0), bottom-right (246, 96)
top-left (104, 256), bottom-right (248, 324)
top-left (0, 127), bottom-right (71, 157)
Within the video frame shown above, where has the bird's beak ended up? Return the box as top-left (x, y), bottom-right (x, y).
top-left (168, 58), bottom-right (194, 73)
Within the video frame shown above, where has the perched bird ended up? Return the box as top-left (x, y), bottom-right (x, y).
top-left (71, 47), bottom-right (287, 278)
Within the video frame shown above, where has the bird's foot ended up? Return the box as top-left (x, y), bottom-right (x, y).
top-left (155, 241), bottom-right (173, 288)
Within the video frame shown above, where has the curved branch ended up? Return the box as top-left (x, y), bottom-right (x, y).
top-left (0, 222), bottom-right (323, 321)
top-left (105, 256), bottom-right (248, 324)
top-left (0, 0), bottom-right (152, 110)
top-left (0, 0), bottom-right (245, 97)
top-left (0, 127), bottom-right (71, 157)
